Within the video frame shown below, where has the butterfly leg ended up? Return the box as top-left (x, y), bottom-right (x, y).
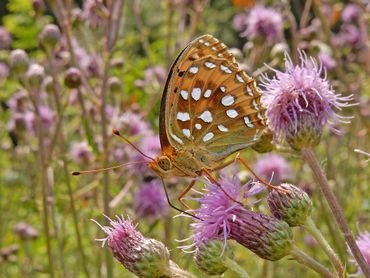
top-left (201, 168), bottom-right (244, 206)
top-left (234, 153), bottom-right (287, 193)
top-left (177, 180), bottom-right (196, 210)
top-left (160, 178), bottom-right (201, 220)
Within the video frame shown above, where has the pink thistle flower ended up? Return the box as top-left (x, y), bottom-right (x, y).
top-left (342, 4), bottom-right (360, 23)
top-left (70, 141), bottom-right (93, 163)
top-left (13, 222), bottom-right (39, 240)
top-left (183, 167), bottom-right (264, 249)
top-left (134, 179), bottom-right (168, 219)
top-left (93, 216), bottom-right (171, 277)
top-left (261, 50), bottom-right (353, 150)
top-left (118, 111), bottom-right (151, 136)
top-left (254, 154), bottom-right (291, 184)
top-left (234, 5), bottom-right (283, 44)
top-left (82, 0), bottom-right (104, 28)
top-left (24, 106), bottom-right (55, 132)
top-left (182, 170), bottom-right (293, 261)
top-left (349, 231), bottom-right (370, 276)
top-left (135, 66), bottom-right (167, 88)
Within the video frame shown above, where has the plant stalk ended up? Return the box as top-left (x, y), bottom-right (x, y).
top-left (301, 148), bottom-right (370, 276)
top-left (222, 256), bottom-right (250, 278)
top-left (290, 246), bottom-right (335, 278)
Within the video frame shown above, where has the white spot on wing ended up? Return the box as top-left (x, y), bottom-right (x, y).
top-left (246, 85), bottom-right (254, 96)
top-left (236, 74), bottom-right (244, 83)
top-left (192, 88), bottom-right (201, 101)
top-left (189, 66), bottom-right (199, 74)
top-left (180, 90), bottom-right (188, 100)
top-left (252, 99), bottom-right (259, 110)
top-left (195, 123), bottom-right (202, 130)
top-left (220, 86), bottom-right (226, 93)
top-left (171, 133), bottom-right (183, 144)
top-left (182, 129), bottom-right (191, 138)
top-left (204, 42), bottom-right (210, 46)
top-left (220, 64), bottom-right (232, 74)
top-left (218, 125), bottom-right (228, 132)
top-left (244, 116), bottom-right (254, 128)
top-left (221, 95), bottom-right (235, 106)
top-left (205, 61), bottom-right (216, 69)
top-left (257, 112), bottom-right (264, 121)
top-left (211, 46), bottom-right (217, 51)
top-left (177, 112), bottom-right (190, 122)
top-left (204, 89), bottom-right (212, 98)
top-left (226, 109), bottom-right (238, 118)
top-left (203, 132), bottom-right (214, 142)
top-left (217, 53), bottom-right (223, 57)
top-left (198, 110), bottom-right (213, 123)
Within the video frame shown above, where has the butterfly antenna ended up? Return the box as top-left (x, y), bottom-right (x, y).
top-left (160, 178), bottom-right (202, 221)
top-left (72, 161), bottom-right (148, 175)
top-left (112, 129), bottom-right (154, 161)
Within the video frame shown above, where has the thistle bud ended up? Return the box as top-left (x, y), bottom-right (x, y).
top-left (252, 128), bottom-right (274, 153)
top-left (229, 209), bottom-right (293, 261)
top-left (96, 216), bottom-right (172, 278)
top-left (64, 67), bottom-right (81, 88)
top-left (32, 0), bottom-right (45, 17)
top-left (42, 76), bottom-right (53, 93)
top-left (267, 183), bottom-right (313, 227)
top-left (25, 64), bottom-right (45, 89)
top-left (9, 49), bottom-right (29, 75)
top-left (39, 24), bottom-right (61, 50)
top-left (108, 76), bottom-right (122, 93)
top-left (195, 239), bottom-right (234, 275)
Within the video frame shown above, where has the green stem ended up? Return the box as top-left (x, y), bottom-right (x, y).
top-left (222, 257), bottom-right (250, 278)
top-left (305, 216), bottom-right (345, 277)
top-left (301, 148), bottom-right (370, 276)
top-left (46, 50), bottom-right (90, 278)
top-left (168, 261), bottom-right (197, 278)
top-left (290, 246), bottom-right (335, 278)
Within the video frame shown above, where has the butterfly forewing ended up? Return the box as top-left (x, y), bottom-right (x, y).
top-left (161, 34), bottom-right (266, 162)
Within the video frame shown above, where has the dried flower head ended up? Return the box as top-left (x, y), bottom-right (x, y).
top-left (234, 5), bottom-right (283, 44)
top-left (134, 179), bottom-right (168, 219)
top-left (261, 50), bottom-right (353, 150)
top-left (267, 183), bottom-right (312, 227)
top-left (254, 154), bottom-right (291, 184)
top-left (94, 216), bottom-right (171, 277)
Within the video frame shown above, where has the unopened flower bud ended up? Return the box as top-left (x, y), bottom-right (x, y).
top-left (96, 216), bottom-right (172, 278)
top-left (108, 76), bottom-right (122, 93)
top-left (229, 209), bottom-right (293, 261)
top-left (10, 49), bottom-right (29, 75)
top-left (252, 128), bottom-right (274, 153)
top-left (64, 67), bottom-right (81, 88)
top-left (42, 76), bottom-right (53, 93)
top-left (26, 64), bottom-right (45, 88)
top-left (39, 24), bottom-right (61, 50)
top-left (267, 183), bottom-right (313, 227)
top-left (13, 222), bottom-right (39, 240)
top-left (32, 0), bottom-right (45, 16)
top-left (195, 239), bottom-right (234, 275)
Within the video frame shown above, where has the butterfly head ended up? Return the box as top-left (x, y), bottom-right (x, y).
top-left (148, 155), bottom-right (183, 178)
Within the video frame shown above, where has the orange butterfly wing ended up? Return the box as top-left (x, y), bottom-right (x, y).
top-left (160, 34), bottom-right (266, 161)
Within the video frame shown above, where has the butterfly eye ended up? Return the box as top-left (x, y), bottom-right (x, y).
top-left (158, 156), bottom-right (172, 171)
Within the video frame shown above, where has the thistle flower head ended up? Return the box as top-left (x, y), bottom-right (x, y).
top-left (342, 4), bottom-right (360, 23)
top-left (134, 179), bottom-right (168, 219)
top-left (38, 24), bottom-right (61, 50)
top-left (234, 5), bottom-right (283, 44)
top-left (94, 216), bottom-right (171, 277)
top-left (184, 166), bottom-right (264, 249)
top-left (254, 154), bottom-right (291, 184)
top-left (64, 67), bottom-right (81, 88)
top-left (13, 222), bottom-right (39, 240)
top-left (10, 49), bottom-right (29, 75)
top-left (261, 50), bottom-right (353, 150)
top-left (267, 183), bottom-right (312, 227)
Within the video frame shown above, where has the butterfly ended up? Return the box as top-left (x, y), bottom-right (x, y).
top-left (74, 34), bottom-right (277, 213)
